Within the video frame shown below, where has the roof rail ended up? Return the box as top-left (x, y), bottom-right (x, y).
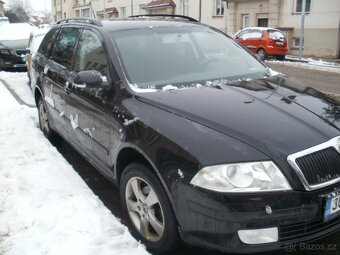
top-left (129, 14), bottom-right (198, 22)
top-left (56, 18), bottom-right (103, 27)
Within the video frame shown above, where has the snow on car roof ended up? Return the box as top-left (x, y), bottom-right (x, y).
top-left (0, 23), bottom-right (38, 41)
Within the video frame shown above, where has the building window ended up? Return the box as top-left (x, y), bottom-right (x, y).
top-left (75, 10), bottom-right (80, 17)
top-left (63, 12), bottom-right (66, 18)
top-left (293, 37), bottom-right (304, 48)
top-left (242, 14), bottom-right (249, 28)
top-left (139, 4), bottom-right (146, 15)
top-left (258, 18), bottom-right (268, 27)
top-left (81, 8), bottom-right (90, 17)
top-left (54, 0), bottom-right (56, 6)
top-left (182, 0), bottom-right (188, 16)
top-left (214, 0), bottom-right (224, 16)
top-left (121, 7), bottom-right (126, 18)
top-left (295, 0), bottom-right (311, 13)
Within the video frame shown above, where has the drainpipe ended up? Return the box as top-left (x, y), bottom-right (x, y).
top-left (60, 0), bottom-right (63, 20)
top-left (199, 0), bottom-right (202, 21)
top-left (131, 0), bottom-right (133, 15)
top-left (298, 0), bottom-right (306, 59)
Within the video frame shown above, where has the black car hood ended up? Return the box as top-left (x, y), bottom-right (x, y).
top-left (136, 75), bottom-right (340, 159)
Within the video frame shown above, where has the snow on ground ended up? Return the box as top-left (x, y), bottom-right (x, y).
top-left (0, 72), bottom-right (35, 106)
top-left (266, 59), bottom-right (340, 74)
top-left (0, 75), bottom-right (149, 255)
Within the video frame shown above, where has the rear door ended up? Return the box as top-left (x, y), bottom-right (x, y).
top-left (43, 27), bottom-right (81, 139)
top-left (243, 28), bottom-right (263, 53)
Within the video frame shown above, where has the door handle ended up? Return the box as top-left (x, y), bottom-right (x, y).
top-left (64, 81), bottom-right (72, 94)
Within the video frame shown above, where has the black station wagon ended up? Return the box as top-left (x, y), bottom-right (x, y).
top-left (31, 15), bottom-right (340, 253)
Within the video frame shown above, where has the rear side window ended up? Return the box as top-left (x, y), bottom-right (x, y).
top-left (38, 29), bottom-right (59, 57)
top-left (268, 30), bottom-right (285, 40)
top-left (50, 27), bottom-right (80, 69)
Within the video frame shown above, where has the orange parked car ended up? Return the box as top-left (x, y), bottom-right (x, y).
top-left (233, 27), bottom-right (288, 60)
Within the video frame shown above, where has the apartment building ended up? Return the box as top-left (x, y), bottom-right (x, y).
top-left (51, 0), bottom-right (227, 32)
top-left (227, 0), bottom-right (340, 58)
top-left (51, 0), bottom-right (340, 58)
top-left (0, 1), bottom-right (5, 16)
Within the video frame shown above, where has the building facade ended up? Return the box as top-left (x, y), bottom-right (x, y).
top-left (51, 0), bottom-right (227, 32)
top-left (0, 1), bottom-right (5, 16)
top-left (227, 0), bottom-right (340, 58)
top-left (51, 0), bottom-right (340, 58)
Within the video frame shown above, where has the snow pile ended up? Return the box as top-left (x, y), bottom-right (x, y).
top-left (0, 82), bottom-right (149, 255)
top-left (267, 59), bottom-right (340, 74)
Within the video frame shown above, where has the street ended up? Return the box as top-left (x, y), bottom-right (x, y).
top-left (267, 61), bottom-right (340, 98)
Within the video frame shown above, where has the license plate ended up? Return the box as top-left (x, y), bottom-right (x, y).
top-left (276, 42), bottom-right (284, 45)
top-left (325, 194), bottom-right (340, 221)
top-left (14, 64), bottom-right (26, 68)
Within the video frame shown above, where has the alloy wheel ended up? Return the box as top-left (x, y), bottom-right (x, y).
top-left (125, 176), bottom-right (165, 242)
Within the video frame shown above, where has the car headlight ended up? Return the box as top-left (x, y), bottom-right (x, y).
top-left (190, 161), bottom-right (291, 192)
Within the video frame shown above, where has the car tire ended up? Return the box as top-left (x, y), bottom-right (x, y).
top-left (257, 48), bottom-right (267, 60)
top-left (120, 163), bottom-right (181, 253)
top-left (276, 55), bottom-right (285, 61)
top-left (38, 97), bottom-right (60, 144)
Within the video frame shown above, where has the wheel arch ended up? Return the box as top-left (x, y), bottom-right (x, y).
top-left (114, 144), bottom-right (180, 222)
top-left (33, 80), bottom-right (43, 107)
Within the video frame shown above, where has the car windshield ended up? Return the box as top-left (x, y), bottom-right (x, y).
top-left (111, 26), bottom-right (268, 91)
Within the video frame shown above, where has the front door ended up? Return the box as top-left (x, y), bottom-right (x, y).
top-left (65, 29), bottom-right (114, 177)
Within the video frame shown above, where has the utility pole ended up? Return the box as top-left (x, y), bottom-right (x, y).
top-left (298, 0), bottom-right (306, 59)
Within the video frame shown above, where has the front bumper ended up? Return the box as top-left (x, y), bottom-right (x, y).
top-left (0, 55), bottom-right (27, 70)
top-left (171, 182), bottom-right (340, 253)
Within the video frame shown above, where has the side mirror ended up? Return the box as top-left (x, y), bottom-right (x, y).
top-left (73, 70), bottom-right (106, 87)
top-left (26, 48), bottom-right (31, 54)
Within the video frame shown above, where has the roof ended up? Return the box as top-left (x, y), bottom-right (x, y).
top-left (144, 0), bottom-right (176, 9)
top-left (97, 7), bottom-right (118, 15)
top-left (100, 19), bottom-right (200, 32)
top-left (242, 27), bottom-right (280, 31)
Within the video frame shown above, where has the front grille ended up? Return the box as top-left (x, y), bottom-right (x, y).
top-left (15, 49), bottom-right (28, 56)
top-left (295, 147), bottom-right (340, 186)
top-left (280, 217), bottom-right (340, 241)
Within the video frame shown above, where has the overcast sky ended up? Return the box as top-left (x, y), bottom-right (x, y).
top-left (30, 0), bottom-right (51, 13)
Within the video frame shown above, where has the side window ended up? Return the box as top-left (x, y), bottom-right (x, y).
top-left (247, 29), bottom-right (262, 39)
top-left (73, 29), bottom-right (108, 77)
top-left (38, 29), bottom-right (59, 57)
top-left (50, 27), bottom-right (80, 69)
top-left (238, 29), bottom-right (250, 39)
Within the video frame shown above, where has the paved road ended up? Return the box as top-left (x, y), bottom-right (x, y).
top-left (266, 62), bottom-right (340, 99)
top-left (50, 61), bottom-right (340, 255)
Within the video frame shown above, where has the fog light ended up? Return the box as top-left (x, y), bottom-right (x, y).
top-left (238, 227), bottom-right (278, 244)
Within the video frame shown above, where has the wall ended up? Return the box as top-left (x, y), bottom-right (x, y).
top-left (280, 0), bottom-right (340, 58)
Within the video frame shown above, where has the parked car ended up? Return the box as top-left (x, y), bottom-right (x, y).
top-left (0, 23), bottom-right (36, 71)
top-left (0, 16), bottom-right (9, 24)
top-left (31, 16), bottom-right (340, 254)
top-left (234, 27), bottom-right (288, 60)
top-left (26, 28), bottom-right (49, 86)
